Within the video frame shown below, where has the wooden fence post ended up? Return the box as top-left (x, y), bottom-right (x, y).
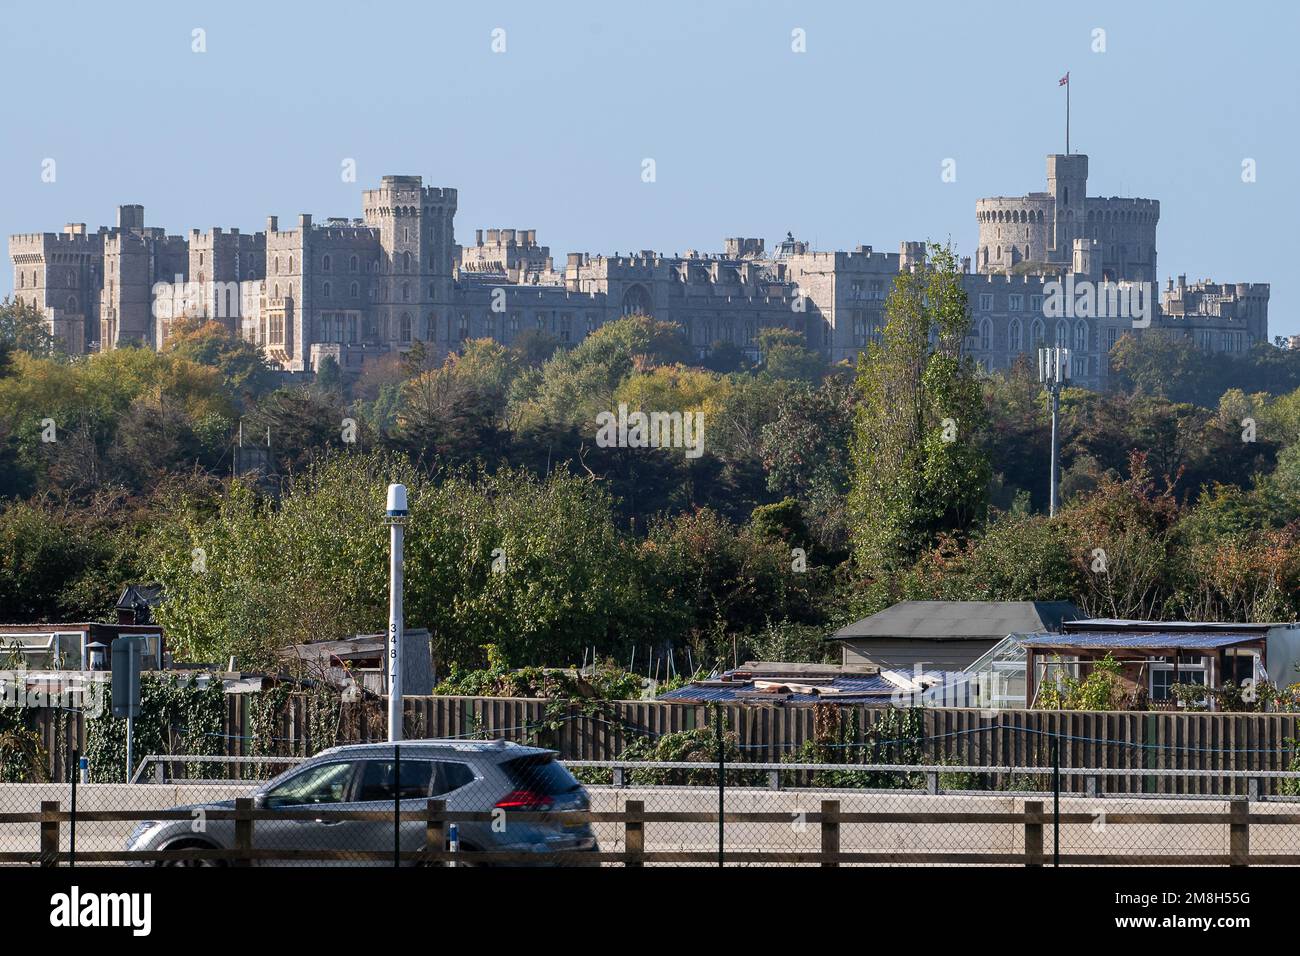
top-left (1229, 797), bottom-right (1250, 867)
top-left (233, 797), bottom-right (253, 867)
top-left (820, 799), bottom-right (840, 867)
top-left (1023, 800), bottom-right (1044, 867)
top-left (426, 799), bottom-right (446, 865)
top-left (625, 799), bottom-right (644, 867)
top-left (39, 800), bottom-right (59, 867)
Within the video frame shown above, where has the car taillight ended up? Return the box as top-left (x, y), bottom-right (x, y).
top-left (495, 790), bottom-right (555, 811)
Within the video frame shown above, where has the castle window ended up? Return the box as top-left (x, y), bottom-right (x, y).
top-left (458, 313), bottom-right (469, 341)
top-left (18, 273), bottom-right (23, 288)
top-left (1030, 319), bottom-right (1046, 349)
top-left (1008, 318), bottom-right (1023, 352)
top-left (979, 293), bottom-right (993, 312)
top-left (401, 281), bottom-right (410, 302)
top-left (509, 313), bottom-right (520, 341)
top-left (288, 256), bottom-right (294, 272)
top-left (403, 251), bottom-right (412, 273)
top-left (349, 255), bottom-right (358, 273)
top-left (1074, 321), bottom-right (1088, 352)
top-left (1009, 294), bottom-right (1023, 311)
top-left (323, 281), bottom-right (332, 299)
top-left (1055, 320), bottom-right (1069, 347)
top-left (323, 255), bottom-right (331, 272)
top-left (400, 313), bottom-right (412, 343)
top-left (350, 281), bottom-right (359, 298)
top-left (274, 257), bottom-right (280, 274)
top-left (979, 318), bottom-right (992, 351)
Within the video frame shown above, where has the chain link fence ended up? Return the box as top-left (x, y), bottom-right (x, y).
top-left (3, 741), bottom-right (1300, 866)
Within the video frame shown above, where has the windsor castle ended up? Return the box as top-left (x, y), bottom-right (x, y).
top-left (7, 153), bottom-right (1270, 389)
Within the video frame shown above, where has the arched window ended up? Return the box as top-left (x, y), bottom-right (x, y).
top-left (1008, 318), bottom-right (1023, 353)
top-left (979, 318), bottom-right (992, 351)
top-left (322, 254), bottom-right (332, 272)
top-left (350, 281), bottom-right (359, 298)
top-left (1055, 320), bottom-right (1069, 347)
top-left (323, 281), bottom-right (332, 299)
top-left (349, 255), bottom-right (358, 273)
top-left (1030, 319), bottom-right (1046, 349)
top-left (399, 313), bottom-right (412, 343)
top-left (1074, 320), bottom-right (1088, 351)
top-left (288, 256), bottom-right (294, 272)
top-left (274, 257), bottom-right (280, 275)
top-left (67, 295), bottom-right (78, 312)
top-left (402, 251), bottom-right (412, 273)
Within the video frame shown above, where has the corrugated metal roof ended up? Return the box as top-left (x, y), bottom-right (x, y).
top-left (656, 671), bottom-right (963, 705)
top-left (1016, 632), bottom-right (1264, 650)
top-left (1064, 618), bottom-right (1285, 634)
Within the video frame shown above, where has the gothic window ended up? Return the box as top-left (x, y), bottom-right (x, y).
top-left (66, 295), bottom-right (78, 312)
top-left (323, 281), bottom-right (331, 299)
top-left (274, 257), bottom-right (280, 275)
top-left (1055, 320), bottom-right (1069, 347)
top-left (1074, 321), bottom-right (1088, 352)
top-left (400, 313), bottom-right (412, 343)
top-left (323, 255), bottom-right (332, 272)
top-left (458, 313), bottom-right (470, 341)
top-left (1030, 319), bottom-right (1046, 349)
top-left (979, 318), bottom-right (992, 351)
top-left (349, 255), bottom-right (358, 273)
top-left (350, 281), bottom-right (359, 298)
top-left (1008, 318), bottom-right (1023, 352)
top-left (401, 281), bottom-right (410, 302)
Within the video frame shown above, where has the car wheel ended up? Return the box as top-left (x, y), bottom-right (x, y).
top-left (157, 839), bottom-right (226, 867)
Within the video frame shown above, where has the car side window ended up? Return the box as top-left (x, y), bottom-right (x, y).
top-left (264, 762), bottom-right (357, 808)
top-left (432, 761), bottom-right (475, 796)
top-left (355, 760), bottom-right (435, 802)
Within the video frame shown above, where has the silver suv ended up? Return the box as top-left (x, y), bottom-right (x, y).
top-left (127, 739), bottom-right (597, 865)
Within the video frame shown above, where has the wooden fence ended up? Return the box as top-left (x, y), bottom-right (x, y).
top-left (7, 797), bottom-right (1292, 866)
top-left (29, 697), bottom-right (1300, 794)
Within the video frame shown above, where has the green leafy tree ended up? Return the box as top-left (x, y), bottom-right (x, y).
top-left (848, 242), bottom-right (990, 572)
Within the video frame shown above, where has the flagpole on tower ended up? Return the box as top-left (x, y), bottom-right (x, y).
top-left (1063, 71), bottom-right (1071, 153)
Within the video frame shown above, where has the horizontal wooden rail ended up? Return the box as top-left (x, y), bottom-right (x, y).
top-left (10, 795), bottom-right (1297, 867)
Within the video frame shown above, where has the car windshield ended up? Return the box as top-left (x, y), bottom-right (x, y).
top-left (264, 761), bottom-right (355, 807)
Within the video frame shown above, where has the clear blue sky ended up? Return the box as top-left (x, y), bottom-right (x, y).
top-left (3, 0), bottom-right (1296, 332)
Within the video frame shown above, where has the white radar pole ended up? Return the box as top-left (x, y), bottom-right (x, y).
top-left (385, 483), bottom-right (408, 742)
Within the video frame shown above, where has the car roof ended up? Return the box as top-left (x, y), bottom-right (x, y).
top-left (309, 738), bottom-right (554, 761)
